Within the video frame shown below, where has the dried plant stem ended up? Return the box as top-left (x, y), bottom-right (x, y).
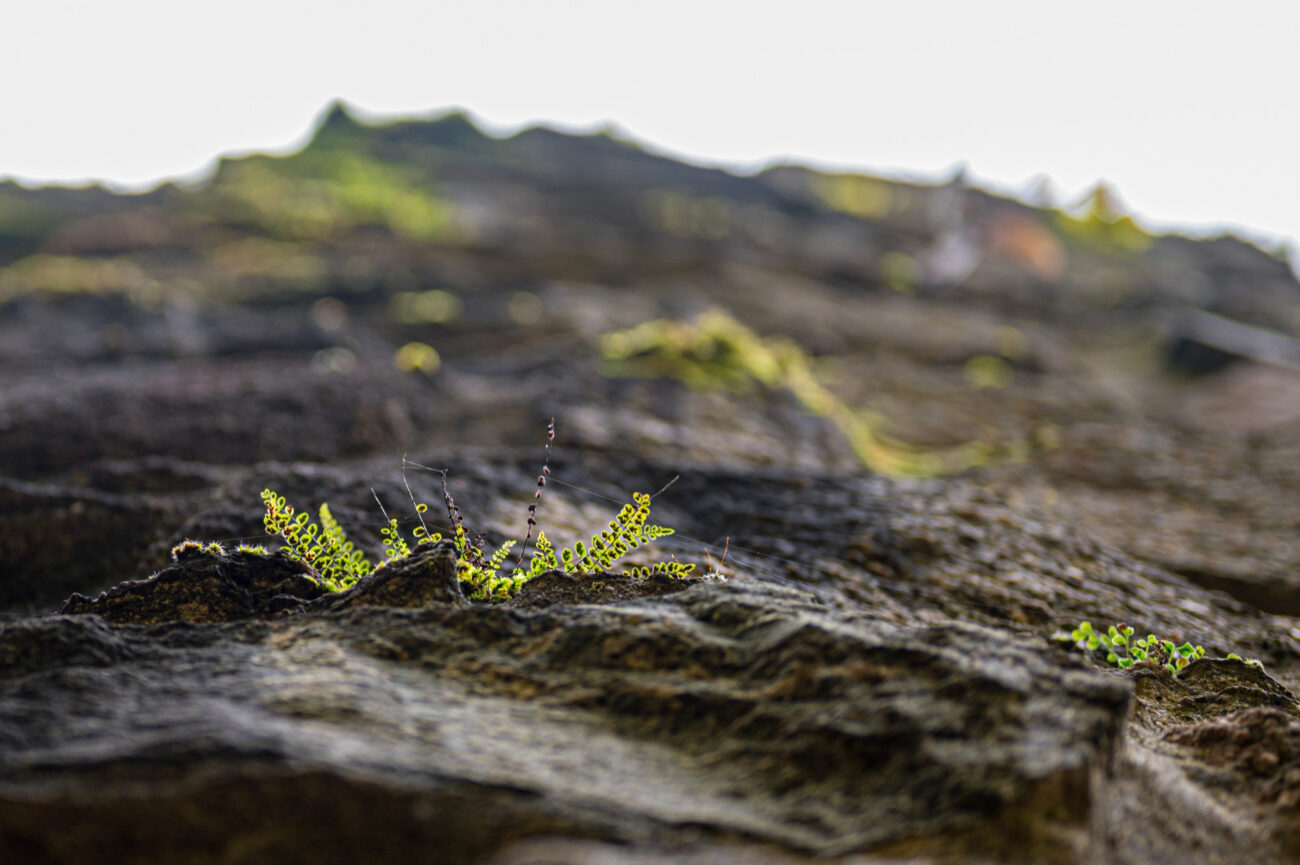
top-left (517, 418), bottom-right (555, 565)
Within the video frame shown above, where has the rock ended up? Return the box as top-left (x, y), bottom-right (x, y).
top-left (0, 477), bottom-right (175, 611)
top-left (314, 540), bottom-right (467, 610)
top-left (508, 567), bottom-right (700, 608)
top-left (5, 104), bottom-right (1300, 864)
top-left (1, 580), bottom-right (1130, 864)
top-left (59, 545), bottom-right (324, 624)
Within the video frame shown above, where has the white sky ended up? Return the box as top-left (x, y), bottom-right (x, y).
top-left (3, 1), bottom-right (1298, 255)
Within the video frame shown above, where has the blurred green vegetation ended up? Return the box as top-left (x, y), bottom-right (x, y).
top-left (1053, 183), bottom-right (1151, 254)
top-left (880, 251), bottom-right (921, 294)
top-left (601, 309), bottom-right (1001, 477)
top-left (642, 189), bottom-right (732, 239)
top-left (199, 149), bottom-right (454, 242)
top-left (0, 125), bottom-right (460, 307)
top-left (813, 173), bottom-right (895, 220)
top-left (0, 186), bottom-right (65, 249)
top-left (0, 253), bottom-right (160, 305)
top-left (390, 289), bottom-right (463, 324)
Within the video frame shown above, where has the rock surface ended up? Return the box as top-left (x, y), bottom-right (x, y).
top-left (3, 106), bottom-right (1300, 863)
top-left (4, 578), bottom-right (1134, 863)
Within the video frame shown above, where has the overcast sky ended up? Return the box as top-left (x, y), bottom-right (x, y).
top-left (4, 1), bottom-right (1298, 254)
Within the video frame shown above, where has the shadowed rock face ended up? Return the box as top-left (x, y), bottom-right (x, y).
top-left (2, 580), bottom-right (1132, 864)
top-left (5, 467), bottom-right (1300, 864)
top-left (59, 545), bottom-right (327, 623)
top-left (5, 108), bottom-right (1300, 863)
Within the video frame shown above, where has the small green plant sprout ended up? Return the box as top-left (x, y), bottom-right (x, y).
top-left (441, 459), bottom-right (691, 600)
top-left (515, 492), bottom-right (690, 580)
top-left (249, 422), bottom-right (695, 601)
top-left (1059, 621), bottom-right (1260, 674)
top-left (374, 496), bottom-right (432, 560)
top-left (261, 490), bottom-right (372, 591)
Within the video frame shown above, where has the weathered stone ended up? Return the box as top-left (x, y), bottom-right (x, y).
top-left (2, 581), bottom-right (1130, 864)
top-left (314, 540), bottom-right (466, 610)
top-left (4, 105), bottom-right (1300, 865)
top-left (59, 547), bottom-right (323, 624)
top-left (0, 477), bottom-right (176, 611)
top-left (508, 567), bottom-right (701, 608)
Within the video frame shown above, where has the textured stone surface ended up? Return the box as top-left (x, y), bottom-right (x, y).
top-left (2, 579), bottom-right (1132, 863)
top-left (5, 109), bottom-right (1300, 863)
top-left (59, 545), bottom-right (324, 623)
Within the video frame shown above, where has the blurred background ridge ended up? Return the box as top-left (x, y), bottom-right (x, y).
top-left (4, 99), bottom-right (1300, 619)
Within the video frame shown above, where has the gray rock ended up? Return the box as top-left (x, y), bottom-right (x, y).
top-left (6, 104), bottom-right (1300, 865)
top-left (1, 580), bottom-right (1130, 864)
top-left (59, 545), bottom-right (324, 623)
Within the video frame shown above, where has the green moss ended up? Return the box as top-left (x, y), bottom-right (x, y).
top-left (170, 540), bottom-right (226, 562)
top-left (0, 253), bottom-right (158, 304)
top-left (1052, 183), bottom-right (1152, 255)
top-left (601, 309), bottom-right (1003, 477)
top-left (200, 150), bottom-right (454, 242)
top-left (811, 172), bottom-right (895, 220)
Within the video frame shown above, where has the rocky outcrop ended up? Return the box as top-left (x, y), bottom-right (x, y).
top-left (3, 577), bottom-right (1137, 864)
top-left (5, 464), bottom-right (1300, 863)
top-left (4, 106), bottom-right (1300, 863)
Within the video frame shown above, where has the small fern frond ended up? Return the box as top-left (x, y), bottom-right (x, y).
top-left (517, 530), bottom-right (558, 578)
top-left (624, 561), bottom-right (696, 579)
top-left (529, 491), bottom-right (684, 581)
top-left (486, 539), bottom-right (516, 576)
top-left (537, 531), bottom-right (558, 569)
top-left (380, 517), bottom-right (412, 560)
top-left (262, 489), bottom-right (372, 591)
top-left (316, 503), bottom-right (372, 583)
top-left (561, 491), bottom-right (674, 574)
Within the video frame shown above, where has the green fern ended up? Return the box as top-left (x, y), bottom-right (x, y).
top-left (261, 489), bottom-right (373, 591)
top-left (238, 424), bottom-right (698, 600)
top-left (486, 539), bottom-right (516, 574)
top-left (519, 492), bottom-right (683, 578)
top-left (258, 482), bottom-right (691, 600)
top-left (623, 561), bottom-right (696, 579)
